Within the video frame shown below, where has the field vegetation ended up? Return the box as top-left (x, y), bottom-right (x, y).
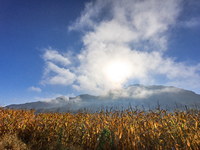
top-left (0, 106), bottom-right (200, 150)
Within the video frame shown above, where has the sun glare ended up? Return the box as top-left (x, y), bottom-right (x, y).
top-left (105, 61), bottom-right (131, 83)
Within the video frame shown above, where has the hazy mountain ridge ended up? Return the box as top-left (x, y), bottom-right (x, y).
top-left (5, 85), bottom-right (200, 113)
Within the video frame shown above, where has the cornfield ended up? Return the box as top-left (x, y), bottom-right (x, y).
top-left (0, 107), bottom-right (200, 150)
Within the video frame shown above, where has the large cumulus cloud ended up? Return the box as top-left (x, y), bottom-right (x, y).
top-left (41, 0), bottom-right (200, 95)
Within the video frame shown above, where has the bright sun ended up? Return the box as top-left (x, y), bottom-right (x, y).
top-left (105, 61), bottom-right (131, 83)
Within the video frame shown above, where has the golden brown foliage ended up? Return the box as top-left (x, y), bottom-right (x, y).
top-left (0, 107), bottom-right (200, 150)
top-left (0, 133), bottom-right (29, 150)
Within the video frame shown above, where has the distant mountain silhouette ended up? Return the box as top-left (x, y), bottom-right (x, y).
top-left (5, 85), bottom-right (200, 113)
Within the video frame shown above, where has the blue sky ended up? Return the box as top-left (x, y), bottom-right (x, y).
top-left (0, 0), bottom-right (200, 106)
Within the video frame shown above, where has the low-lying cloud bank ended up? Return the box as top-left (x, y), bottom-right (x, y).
top-left (41, 0), bottom-right (200, 95)
top-left (103, 85), bottom-right (182, 99)
top-left (6, 85), bottom-right (200, 113)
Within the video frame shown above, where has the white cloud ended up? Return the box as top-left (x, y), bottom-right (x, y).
top-left (41, 47), bottom-right (76, 86)
top-left (27, 86), bottom-right (42, 93)
top-left (41, 0), bottom-right (200, 95)
top-left (43, 48), bottom-right (71, 66)
top-left (68, 0), bottom-right (109, 31)
top-left (184, 17), bottom-right (200, 28)
top-left (41, 61), bottom-right (76, 85)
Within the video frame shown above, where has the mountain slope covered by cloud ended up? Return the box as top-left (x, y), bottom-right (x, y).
top-left (6, 85), bottom-right (200, 113)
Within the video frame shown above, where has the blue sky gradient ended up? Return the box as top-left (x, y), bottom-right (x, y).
top-left (0, 0), bottom-right (200, 106)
